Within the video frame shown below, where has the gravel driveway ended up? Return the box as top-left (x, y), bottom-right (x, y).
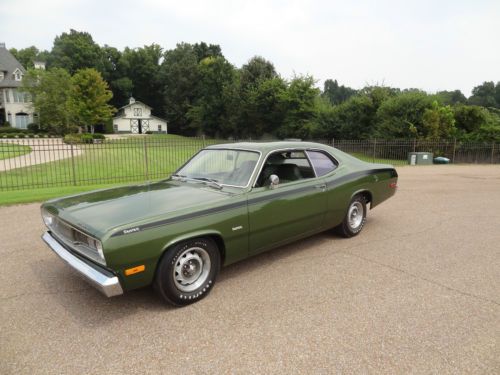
top-left (1, 165), bottom-right (499, 374)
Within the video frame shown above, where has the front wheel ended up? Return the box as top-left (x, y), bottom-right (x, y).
top-left (336, 195), bottom-right (367, 238)
top-left (154, 237), bottom-right (220, 306)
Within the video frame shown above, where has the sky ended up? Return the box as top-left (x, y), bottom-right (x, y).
top-left (1, 0), bottom-right (499, 96)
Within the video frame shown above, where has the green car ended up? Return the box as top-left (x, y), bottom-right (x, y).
top-left (41, 141), bottom-right (398, 306)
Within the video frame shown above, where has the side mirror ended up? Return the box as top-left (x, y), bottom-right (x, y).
top-left (268, 174), bottom-right (279, 189)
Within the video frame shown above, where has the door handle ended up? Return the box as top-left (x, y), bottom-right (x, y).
top-left (314, 184), bottom-right (327, 191)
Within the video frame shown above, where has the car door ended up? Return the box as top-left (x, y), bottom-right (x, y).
top-left (247, 149), bottom-right (328, 255)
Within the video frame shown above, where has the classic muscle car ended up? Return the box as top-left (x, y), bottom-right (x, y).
top-left (41, 141), bottom-right (398, 306)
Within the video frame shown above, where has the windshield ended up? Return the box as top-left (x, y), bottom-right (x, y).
top-left (175, 149), bottom-right (260, 187)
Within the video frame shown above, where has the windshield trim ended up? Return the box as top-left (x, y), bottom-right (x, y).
top-left (173, 148), bottom-right (262, 189)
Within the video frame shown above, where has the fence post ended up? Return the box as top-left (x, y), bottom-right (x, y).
top-left (372, 139), bottom-right (377, 163)
top-left (452, 138), bottom-right (457, 164)
top-left (202, 134), bottom-right (206, 148)
top-left (332, 138), bottom-right (335, 148)
top-left (491, 142), bottom-right (495, 164)
top-left (70, 142), bottom-right (77, 186)
top-left (143, 136), bottom-right (149, 181)
top-left (413, 138), bottom-right (416, 152)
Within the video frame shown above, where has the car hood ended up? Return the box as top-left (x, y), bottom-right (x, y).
top-left (44, 181), bottom-right (234, 238)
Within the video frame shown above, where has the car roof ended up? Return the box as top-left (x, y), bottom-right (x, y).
top-left (206, 141), bottom-right (332, 154)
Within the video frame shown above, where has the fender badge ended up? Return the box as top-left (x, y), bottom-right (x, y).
top-left (123, 227), bottom-right (140, 234)
top-left (232, 225), bottom-right (243, 231)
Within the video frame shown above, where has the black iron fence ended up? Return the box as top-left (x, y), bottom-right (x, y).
top-left (0, 136), bottom-right (498, 191)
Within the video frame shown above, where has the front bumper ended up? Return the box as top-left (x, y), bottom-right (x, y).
top-left (42, 231), bottom-right (123, 297)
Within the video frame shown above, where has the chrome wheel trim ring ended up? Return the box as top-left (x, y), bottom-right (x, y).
top-left (348, 201), bottom-right (364, 230)
top-left (173, 247), bottom-right (211, 292)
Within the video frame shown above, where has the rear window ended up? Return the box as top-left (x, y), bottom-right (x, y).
top-left (307, 151), bottom-right (338, 176)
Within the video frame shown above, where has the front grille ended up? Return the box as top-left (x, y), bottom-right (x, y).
top-left (50, 218), bottom-right (104, 265)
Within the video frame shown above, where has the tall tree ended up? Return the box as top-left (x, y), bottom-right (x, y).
top-left (187, 56), bottom-right (237, 137)
top-left (192, 42), bottom-right (223, 62)
top-left (322, 79), bottom-right (357, 105)
top-left (436, 90), bottom-right (467, 105)
top-left (278, 75), bottom-right (319, 139)
top-left (422, 101), bottom-right (456, 139)
top-left (468, 81), bottom-right (498, 108)
top-left (69, 68), bottom-right (115, 133)
top-left (22, 68), bottom-right (73, 134)
top-left (119, 44), bottom-right (163, 112)
top-left (160, 43), bottom-right (201, 134)
top-left (375, 91), bottom-right (434, 138)
top-left (48, 29), bottom-right (103, 74)
top-left (240, 56), bottom-right (277, 91)
top-left (9, 46), bottom-right (48, 69)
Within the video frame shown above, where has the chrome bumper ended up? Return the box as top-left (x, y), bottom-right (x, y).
top-left (42, 231), bottom-right (123, 297)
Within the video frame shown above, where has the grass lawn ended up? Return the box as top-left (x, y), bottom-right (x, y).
top-left (0, 143), bottom-right (32, 160)
top-left (0, 184), bottom-right (123, 206)
top-left (351, 152), bottom-right (407, 165)
top-left (0, 137), bottom-right (207, 191)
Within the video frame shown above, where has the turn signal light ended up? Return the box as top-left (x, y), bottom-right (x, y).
top-left (389, 182), bottom-right (398, 189)
top-left (124, 265), bottom-right (145, 276)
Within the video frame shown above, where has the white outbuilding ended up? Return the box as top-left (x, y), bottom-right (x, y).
top-left (112, 97), bottom-right (168, 134)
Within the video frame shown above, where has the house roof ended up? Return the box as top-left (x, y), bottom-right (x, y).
top-left (117, 100), bottom-right (152, 111)
top-left (0, 45), bottom-right (27, 88)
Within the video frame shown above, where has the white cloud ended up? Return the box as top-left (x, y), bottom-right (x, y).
top-left (1, 0), bottom-right (499, 95)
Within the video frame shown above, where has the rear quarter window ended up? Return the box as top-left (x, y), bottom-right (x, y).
top-left (307, 151), bottom-right (338, 177)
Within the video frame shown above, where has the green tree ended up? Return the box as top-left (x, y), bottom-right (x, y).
top-left (192, 42), bottom-right (223, 62)
top-left (453, 104), bottom-right (487, 134)
top-left (278, 75), bottom-right (319, 139)
top-left (436, 90), bottom-right (467, 105)
top-left (322, 79), bottom-right (357, 105)
top-left (69, 68), bottom-right (115, 133)
top-left (422, 101), bottom-right (456, 139)
top-left (333, 95), bottom-right (377, 139)
top-left (375, 91), bottom-right (434, 138)
top-left (9, 46), bottom-right (48, 69)
top-left (48, 29), bottom-right (103, 74)
top-left (468, 81), bottom-right (498, 108)
top-left (240, 76), bottom-right (287, 138)
top-left (118, 44), bottom-right (163, 111)
top-left (160, 43), bottom-right (201, 134)
top-left (187, 56), bottom-right (237, 137)
top-left (22, 68), bottom-right (73, 134)
top-left (240, 56), bottom-right (277, 91)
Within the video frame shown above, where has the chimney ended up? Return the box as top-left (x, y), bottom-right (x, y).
top-left (129, 97), bottom-right (136, 104)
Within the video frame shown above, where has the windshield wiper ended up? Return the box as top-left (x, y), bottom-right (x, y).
top-left (190, 177), bottom-right (223, 190)
top-left (171, 174), bottom-right (223, 190)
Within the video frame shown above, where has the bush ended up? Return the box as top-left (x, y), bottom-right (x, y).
top-left (63, 134), bottom-right (82, 144)
top-left (92, 133), bottom-right (105, 140)
top-left (81, 134), bottom-right (94, 144)
top-left (0, 127), bottom-right (28, 134)
top-left (1, 121), bottom-right (11, 127)
top-left (27, 123), bottom-right (42, 133)
top-left (145, 130), bottom-right (153, 134)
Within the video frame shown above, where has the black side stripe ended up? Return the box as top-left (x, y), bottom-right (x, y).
top-left (111, 168), bottom-right (395, 237)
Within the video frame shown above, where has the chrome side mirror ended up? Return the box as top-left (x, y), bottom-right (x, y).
top-left (268, 174), bottom-right (279, 189)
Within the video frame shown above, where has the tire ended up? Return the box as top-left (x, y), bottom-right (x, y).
top-left (154, 237), bottom-right (220, 306)
top-left (336, 195), bottom-right (367, 238)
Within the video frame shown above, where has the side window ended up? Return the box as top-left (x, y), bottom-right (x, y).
top-left (307, 151), bottom-right (338, 177)
top-left (256, 150), bottom-right (315, 187)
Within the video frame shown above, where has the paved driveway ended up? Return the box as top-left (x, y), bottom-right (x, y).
top-left (1, 165), bottom-right (499, 374)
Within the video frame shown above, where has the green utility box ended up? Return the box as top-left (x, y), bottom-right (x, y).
top-left (408, 152), bottom-right (433, 165)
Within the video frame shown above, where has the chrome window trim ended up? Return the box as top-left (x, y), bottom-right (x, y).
top-left (305, 149), bottom-right (340, 178)
top-left (173, 148), bottom-right (263, 189)
top-left (251, 147), bottom-right (337, 188)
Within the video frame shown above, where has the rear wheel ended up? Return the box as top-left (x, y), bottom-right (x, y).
top-left (154, 237), bottom-right (220, 306)
top-left (337, 195), bottom-right (367, 238)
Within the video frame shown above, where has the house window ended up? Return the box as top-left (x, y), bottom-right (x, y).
top-left (133, 108), bottom-right (142, 116)
top-left (5, 89), bottom-right (10, 103)
top-left (113, 124), bottom-right (118, 133)
top-left (0, 72), bottom-right (4, 81)
top-left (158, 125), bottom-right (162, 132)
top-left (13, 69), bottom-right (22, 81)
top-left (15, 113), bottom-right (29, 129)
top-left (7, 112), bottom-right (12, 124)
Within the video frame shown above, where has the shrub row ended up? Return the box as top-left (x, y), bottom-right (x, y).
top-left (1, 133), bottom-right (57, 139)
top-left (63, 133), bottom-right (106, 144)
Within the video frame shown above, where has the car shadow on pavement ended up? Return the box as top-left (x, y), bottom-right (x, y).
top-left (31, 230), bottom-right (343, 326)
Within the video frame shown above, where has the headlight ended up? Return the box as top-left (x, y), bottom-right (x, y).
top-left (41, 209), bottom-right (54, 227)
